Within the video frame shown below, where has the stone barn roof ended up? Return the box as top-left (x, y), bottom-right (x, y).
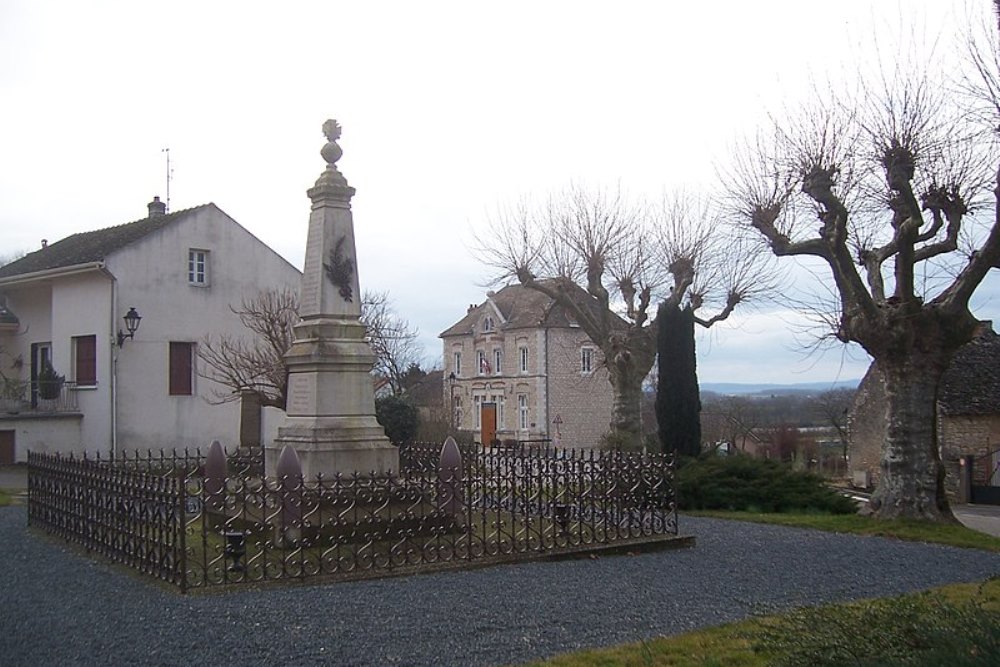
top-left (939, 330), bottom-right (1000, 416)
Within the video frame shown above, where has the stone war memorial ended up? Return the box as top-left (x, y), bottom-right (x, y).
top-left (265, 119), bottom-right (397, 479)
top-left (25, 121), bottom-right (688, 592)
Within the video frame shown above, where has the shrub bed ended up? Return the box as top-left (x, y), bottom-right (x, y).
top-left (677, 455), bottom-right (857, 514)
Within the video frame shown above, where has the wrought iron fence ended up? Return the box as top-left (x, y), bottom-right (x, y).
top-left (28, 443), bottom-right (677, 592)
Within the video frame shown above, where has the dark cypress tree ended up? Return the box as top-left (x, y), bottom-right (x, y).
top-left (656, 302), bottom-right (702, 457)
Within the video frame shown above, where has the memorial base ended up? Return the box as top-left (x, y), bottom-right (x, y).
top-left (267, 421), bottom-right (398, 479)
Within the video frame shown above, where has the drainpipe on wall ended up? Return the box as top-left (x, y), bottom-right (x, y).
top-left (544, 328), bottom-right (550, 442)
top-left (110, 275), bottom-right (118, 456)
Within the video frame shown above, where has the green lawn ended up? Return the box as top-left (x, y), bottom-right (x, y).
top-left (685, 510), bottom-right (1000, 552)
top-left (521, 578), bottom-right (1000, 666)
top-left (0, 489), bottom-right (12, 507)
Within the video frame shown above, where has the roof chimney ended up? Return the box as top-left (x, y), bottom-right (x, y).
top-left (41, 239), bottom-right (48, 249)
top-left (148, 196), bottom-right (166, 218)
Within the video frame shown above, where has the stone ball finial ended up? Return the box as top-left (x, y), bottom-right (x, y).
top-left (320, 119), bottom-right (343, 167)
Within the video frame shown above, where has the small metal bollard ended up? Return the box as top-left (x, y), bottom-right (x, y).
top-left (223, 531), bottom-right (246, 572)
top-left (553, 503), bottom-right (570, 534)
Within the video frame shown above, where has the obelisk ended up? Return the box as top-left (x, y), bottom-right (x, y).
top-left (266, 120), bottom-right (398, 478)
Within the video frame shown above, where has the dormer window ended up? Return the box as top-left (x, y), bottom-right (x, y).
top-left (483, 316), bottom-right (495, 333)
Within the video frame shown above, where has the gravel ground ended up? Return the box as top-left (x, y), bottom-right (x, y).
top-left (1, 506), bottom-right (998, 667)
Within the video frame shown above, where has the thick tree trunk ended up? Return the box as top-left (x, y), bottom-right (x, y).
top-left (608, 368), bottom-right (644, 449)
top-left (869, 359), bottom-right (956, 522)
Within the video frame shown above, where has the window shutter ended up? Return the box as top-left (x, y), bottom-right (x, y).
top-left (169, 342), bottom-right (193, 395)
top-left (75, 335), bottom-right (97, 385)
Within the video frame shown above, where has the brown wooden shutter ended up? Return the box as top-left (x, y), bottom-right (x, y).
top-left (74, 335), bottom-right (97, 386)
top-left (169, 342), bottom-right (193, 395)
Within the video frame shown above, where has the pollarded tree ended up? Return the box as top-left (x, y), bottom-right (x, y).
top-left (727, 31), bottom-right (1000, 520)
top-left (479, 187), bottom-right (764, 450)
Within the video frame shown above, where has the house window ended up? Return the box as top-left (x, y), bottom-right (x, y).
top-left (477, 350), bottom-right (490, 375)
top-left (483, 316), bottom-right (494, 333)
top-left (493, 348), bottom-right (503, 375)
top-left (519, 346), bottom-right (528, 374)
top-left (453, 351), bottom-right (462, 377)
top-left (169, 342), bottom-right (194, 395)
top-left (581, 346), bottom-right (594, 374)
top-left (518, 394), bottom-right (529, 430)
top-left (188, 249), bottom-right (209, 286)
top-left (474, 395), bottom-right (483, 428)
top-left (491, 394), bottom-right (505, 427)
top-left (72, 335), bottom-right (97, 386)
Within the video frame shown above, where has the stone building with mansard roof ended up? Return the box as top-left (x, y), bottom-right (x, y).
top-left (440, 281), bottom-right (617, 449)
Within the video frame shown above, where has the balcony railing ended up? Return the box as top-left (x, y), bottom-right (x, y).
top-left (0, 380), bottom-right (80, 415)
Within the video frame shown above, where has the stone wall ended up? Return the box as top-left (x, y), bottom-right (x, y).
top-left (939, 413), bottom-right (1000, 495)
top-left (847, 364), bottom-right (884, 488)
top-left (546, 328), bottom-right (614, 449)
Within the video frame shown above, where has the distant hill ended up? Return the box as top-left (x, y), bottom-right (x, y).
top-left (700, 379), bottom-right (860, 396)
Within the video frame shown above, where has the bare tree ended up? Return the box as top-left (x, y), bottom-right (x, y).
top-left (199, 288), bottom-right (424, 408)
top-left (478, 186), bottom-right (764, 449)
top-left (199, 288), bottom-right (298, 409)
top-left (727, 30), bottom-right (1000, 520)
top-left (810, 388), bottom-right (855, 465)
top-left (360, 290), bottom-right (424, 396)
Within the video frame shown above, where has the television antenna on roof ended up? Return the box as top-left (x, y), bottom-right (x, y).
top-left (162, 147), bottom-right (173, 213)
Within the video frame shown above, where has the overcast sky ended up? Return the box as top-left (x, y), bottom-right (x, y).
top-left (3, 0), bottom-right (999, 385)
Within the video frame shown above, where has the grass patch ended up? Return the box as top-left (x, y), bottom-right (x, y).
top-left (520, 579), bottom-right (1000, 666)
top-left (686, 510), bottom-right (1000, 552)
top-left (0, 490), bottom-right (10, 507)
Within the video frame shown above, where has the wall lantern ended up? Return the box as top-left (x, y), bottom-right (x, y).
top-left (117, 307), bottom-right (142, 347)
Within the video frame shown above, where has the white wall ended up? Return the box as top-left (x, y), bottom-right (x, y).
top-left (108, 205), bottom-right (300, 453)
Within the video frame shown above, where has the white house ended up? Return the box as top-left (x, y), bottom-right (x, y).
top-left (0, 198), bottom-right (300, 463)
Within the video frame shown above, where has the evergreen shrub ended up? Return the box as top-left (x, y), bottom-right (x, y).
top-left (677, 454), bottom-right (857, 514)
top-left (375, 395), bottom-right (419, 445)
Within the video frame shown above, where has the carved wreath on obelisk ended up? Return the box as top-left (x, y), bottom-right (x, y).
top-left (324, 236), bottom-right (355, 302)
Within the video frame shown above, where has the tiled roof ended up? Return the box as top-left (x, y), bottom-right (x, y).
top-left (0, 204), bottom-right (214, 279)
top-left (440, 279), bottom-right (620, 337)
top-left (939, 329), bottom-right (1000, 416)
top-left (851, 327), bottom-right (1000, 419)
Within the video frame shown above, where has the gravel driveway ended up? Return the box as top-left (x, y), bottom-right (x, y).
top-left (2, 506), bottom-right (997, 666)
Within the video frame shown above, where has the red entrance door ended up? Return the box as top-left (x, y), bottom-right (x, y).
top-left (481, 402), bottom-right (497, 446)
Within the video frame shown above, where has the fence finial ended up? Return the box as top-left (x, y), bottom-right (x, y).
top-left (439, 436), bottom-right (463, 516)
